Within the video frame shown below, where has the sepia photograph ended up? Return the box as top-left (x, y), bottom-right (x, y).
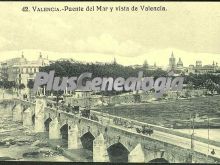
top-left (0, 2), bottom-right (220, 164)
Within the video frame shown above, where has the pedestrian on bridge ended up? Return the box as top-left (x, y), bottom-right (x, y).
top-left (211, 149), bottom-right (215, 155)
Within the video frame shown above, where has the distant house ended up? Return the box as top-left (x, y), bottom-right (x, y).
top-left (0, 52), bottom-right (50, 87)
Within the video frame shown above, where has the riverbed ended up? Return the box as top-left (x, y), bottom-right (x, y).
top-left (0, 104), bottom-right (71, 161)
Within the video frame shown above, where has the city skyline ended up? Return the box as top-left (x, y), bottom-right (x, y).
top-left (0, 48), bottom-right (219, 68)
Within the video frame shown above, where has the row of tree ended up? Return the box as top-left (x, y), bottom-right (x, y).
top-left (0, 80), bottom-right (33, 90)
top-left (40, 61), bottom-right (168, 79)
top-left (0, 80), bottom-right (15, 89)
top-left (39, 61), bottom-right (168, 96)
top-left (184, 73), bottom-right (220, 94)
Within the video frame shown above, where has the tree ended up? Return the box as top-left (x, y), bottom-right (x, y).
top-left (0, 81), bottom-right (3, 88)
top-left (2, 80), bottom-right (15, 89)
top-left (203, 79), bottom-right (215, 94)
top-left (215, 84), bottom-right (220, 94)
top-left (27, 79), bottom-right (34, 99)
top-left (27, 79), bottom-right (34, 89)
top-left (186, 81), bottom-right (194, 90)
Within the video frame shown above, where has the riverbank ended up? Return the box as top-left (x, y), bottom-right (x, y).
top-left (94, 95), bottom-right (220, 130)
top-left (47, 139), bottom-right (93, 162)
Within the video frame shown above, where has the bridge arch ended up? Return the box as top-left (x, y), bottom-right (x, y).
top-left (44, 117), bottom-right (52, 132)
top-left (148, 158), bottom-right (169, 163)
top-left (106, 137), bottom-right (130, 153)
top-left (60, 123), bottom-right (68, 147)
top-left (107, 142), bottom-right (130, 162)
top-left (80, 131), bottom-right (95, 151)
top-left (60, 123), bottom-right (68, 140)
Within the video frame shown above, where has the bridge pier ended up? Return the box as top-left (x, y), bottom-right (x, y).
top-left (8, 101), bottom-right (15, 116)
top-left (93, 133), bottom-right (109, 162)
top-left (49, 118), bottom-right (60, 139)
top-left (35, 97), bottom-right (46, 133)
top-left (128, 143), bottom-right (145, 162)
top-left (12, 104), bottom-right (23, 122)
top-left (23, 108), bottom-right (33, 126)
top-left (68, 124), bottom-right (79, 149)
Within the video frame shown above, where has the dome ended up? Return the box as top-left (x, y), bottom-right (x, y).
top-left (177, 58), bottom-right (183, 67)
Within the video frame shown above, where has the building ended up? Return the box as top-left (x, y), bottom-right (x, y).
top-left (0, 52), bottom-right (50, 87)
top-left (168, 52), bottom-right (176, 70)
top-left (176, 57), bottom-right (185, 73)
top-left (167, 52), bottom-right (185, 74)
top-left (72, 89), bottom-right (93, 99)
top-left (187, 60), bottom-right (219, 74)
top-left (148, 62), bottom-right (162, 70)
top-left (0, 62), bottom-right (8, 81)
top-left (177, 58), bottom-right (183, 68)
top-left (196, 61), bottom-right (202, 67)
top-left (132, 61), bottom-right (162, 71)
top-left (187, 65), bottom-right (195, 74)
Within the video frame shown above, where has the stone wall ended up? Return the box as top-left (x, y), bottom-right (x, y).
top-left (64, 89), bottom-right (209, 107)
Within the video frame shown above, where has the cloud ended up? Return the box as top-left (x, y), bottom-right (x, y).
top-left (0, 37), bottom-right (11, 49)
top-left (73, 34), bottom-right (144, 56)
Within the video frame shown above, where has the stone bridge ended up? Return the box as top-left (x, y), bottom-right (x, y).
top-left (2, 96), bottom-right (220, 163)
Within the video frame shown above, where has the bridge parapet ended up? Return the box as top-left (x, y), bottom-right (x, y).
top-left (90, 109), bottom-right (220, 148)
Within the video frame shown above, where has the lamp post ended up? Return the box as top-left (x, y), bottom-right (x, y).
top-left (191, 115), bottom-right (195, 151)
top-left (189, 110), bottom-right (195, 163)
top-left (207, 116), bottom-right (210, 156)
top-left (2, 86), bottom-right (4, 99)
top-left (207, 95), bottom-right (211, 157)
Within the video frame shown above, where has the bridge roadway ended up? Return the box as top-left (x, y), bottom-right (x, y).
top-left (90, 110), bottom-right (220, 159)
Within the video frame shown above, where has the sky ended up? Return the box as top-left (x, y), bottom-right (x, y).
top-left (0, 2), bottom-right (220, 67)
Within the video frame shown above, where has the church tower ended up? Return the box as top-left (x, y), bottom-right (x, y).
top-left (169, 52), bottom-right (176, 70)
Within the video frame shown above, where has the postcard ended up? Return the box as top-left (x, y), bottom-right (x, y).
top-left (0, 1), bottom-right (220, 164)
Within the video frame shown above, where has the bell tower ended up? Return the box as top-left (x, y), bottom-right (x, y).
top-left (169, 52), bottom-right (176, 70)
